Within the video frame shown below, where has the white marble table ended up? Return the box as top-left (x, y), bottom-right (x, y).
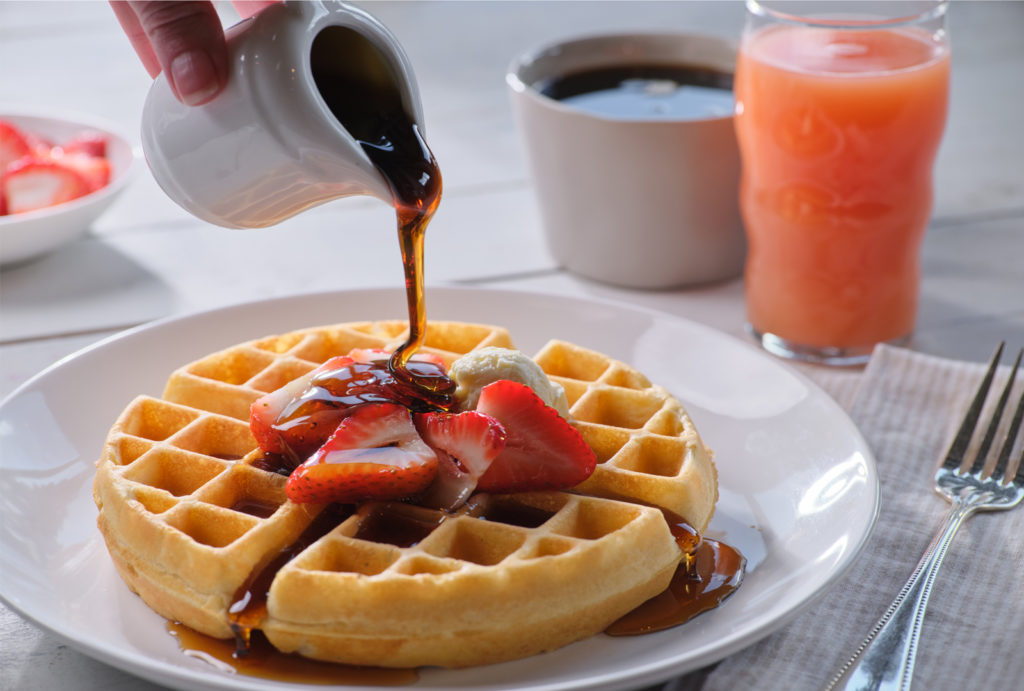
top-left (1, 2), bottom-right (1022, 690)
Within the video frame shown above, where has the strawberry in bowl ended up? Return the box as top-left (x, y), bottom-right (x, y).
top-left (0, 112), bottom-right (137, 266)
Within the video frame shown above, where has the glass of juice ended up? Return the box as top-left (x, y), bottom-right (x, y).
top-left (734, 0), bottom-right (950, 365)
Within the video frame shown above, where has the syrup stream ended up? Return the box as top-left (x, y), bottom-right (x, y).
top-left (354, 116), bottom-right (445, 393)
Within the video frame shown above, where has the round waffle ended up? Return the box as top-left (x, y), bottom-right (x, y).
top-left (93, 320), bottom-right (717, 668)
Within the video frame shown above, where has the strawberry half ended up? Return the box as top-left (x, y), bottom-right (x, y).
top-left (250, 349), bottom-right (451, 464)
top-left (285, 403), bottom-right (438, 504)
top-left (250, 355), bottom-right (354, 455)
top-left (55, 151), bottom-right (110, 192)
top-left (475, 380), bottom-right (596, 493)
top-left (2, 155), bottom-right (91, 214)
top-left (0, 120), bottom-right (31, 171)
top-left (61, 131), bottom-right (107, 158)
top-left (415, 411), bottom-right (507, 510)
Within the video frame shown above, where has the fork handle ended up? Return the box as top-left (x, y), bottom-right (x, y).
top-left (824, 501), bottom-right (975, 691)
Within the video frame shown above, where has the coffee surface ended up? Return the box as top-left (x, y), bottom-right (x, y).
top-left (539, 64), bottom-right (734, 120)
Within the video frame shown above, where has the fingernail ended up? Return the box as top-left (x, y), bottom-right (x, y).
top-left (170, 50), bottom-right (220, 106)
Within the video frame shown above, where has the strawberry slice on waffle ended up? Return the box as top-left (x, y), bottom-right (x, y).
top-left (285, 403), bottom-right (438, 504)
top-left (475, 380), bottom-right (596, 493)
top-left (415, 410), bottom-right (507, 509)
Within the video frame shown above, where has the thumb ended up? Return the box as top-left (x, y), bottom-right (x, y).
top-left (128, 0), bottom-right (228, 106)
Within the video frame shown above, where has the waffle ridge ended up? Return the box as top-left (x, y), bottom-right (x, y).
top-left (94, 320), bottom-right (716, 668)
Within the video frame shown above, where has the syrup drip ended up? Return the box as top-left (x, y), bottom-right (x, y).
top-left (230, 498), bottom-right (281, 520)
top-left (228, 506), bottom-right (353, 656)
top-left (353, 502), bottom-right (447, 547)
top-left (605, 511), bottom-right (745, 636)
top-left (250, 452), bottom-right (293, 477)
top-left (468, 499), bottom-right (556, 529)
top-left (167, 622), bottom-right (416, 686)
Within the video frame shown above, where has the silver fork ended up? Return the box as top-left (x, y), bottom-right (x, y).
top-left (825, 343), bottom-right (1024, 691)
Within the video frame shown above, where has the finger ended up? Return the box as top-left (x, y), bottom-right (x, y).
top-left (128, 0), bottom-right (228, 106)
top-left (109, 1), bottom-right (162, 78)
top-left (232, 0), bottom-right (279, 20)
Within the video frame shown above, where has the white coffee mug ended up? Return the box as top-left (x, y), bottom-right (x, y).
top-left (141, 0), bottom-right (424, 229)
top-left (508, 33), bottom-right (745, 289)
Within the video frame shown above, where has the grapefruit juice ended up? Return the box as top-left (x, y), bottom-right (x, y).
top-left (735, 18), bottom-right (950, 360)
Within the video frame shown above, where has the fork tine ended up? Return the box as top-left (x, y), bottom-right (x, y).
top-left (997, 380), bottom-right (1024, 485)
top-left (968, 346), bottom-right (1021, 475)
top-left (942, 342), bottom-right (1004, 472)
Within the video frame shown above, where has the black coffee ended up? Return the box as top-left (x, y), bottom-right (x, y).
top-left (538, 64), bottom-right (734, 120)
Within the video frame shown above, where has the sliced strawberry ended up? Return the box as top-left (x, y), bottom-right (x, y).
top-left (250, 355), bottom-right (354, 455)
top-left (346, 347), bottom-right (390, 364)
top-left (251, 348), bottom-right (452, 464)
top-left (285, 403), bottom-right (438, 504)
top-left (2, 155), bottom-right (90, 214)
top-left (415, 411), bottom-right (506, 510)
top-left (62, 131), bottom-right (107, 158)
top-left (475, 380), bottom-right (596, 493)
top-left (0, 120), bottom-right (31, 171)
top-left (55, 151), bottom-right (110, 191)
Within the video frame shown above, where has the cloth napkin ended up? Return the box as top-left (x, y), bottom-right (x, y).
top-left (671, 344), bottom-right (1024, 691)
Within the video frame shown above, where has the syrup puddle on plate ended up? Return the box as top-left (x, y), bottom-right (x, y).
top-left (167, 621), bottom-right (417, 686)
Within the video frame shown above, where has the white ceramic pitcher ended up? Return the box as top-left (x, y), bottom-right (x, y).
top-left (141, 0), bottom-right (424, 229)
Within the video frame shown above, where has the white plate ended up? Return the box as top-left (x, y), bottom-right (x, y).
top-left (0, 287), bottom-right (878, 691)
top-left (0, 110), bottom-right (139, 266)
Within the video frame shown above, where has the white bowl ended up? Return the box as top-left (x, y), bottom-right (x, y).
top-left (0, 111), bottom-right (138, 266)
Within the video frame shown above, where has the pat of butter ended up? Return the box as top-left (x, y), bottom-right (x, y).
top-left (449, 347), bottom-right (569, 418)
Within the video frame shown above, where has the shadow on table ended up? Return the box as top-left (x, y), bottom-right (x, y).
top-left (0, 240), bottom-right (175, 343)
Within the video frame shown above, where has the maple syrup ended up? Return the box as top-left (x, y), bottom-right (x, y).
top-left (175, 496), bottom-right (743, 681)
top-left (167, 622), bottom-right (417, 685)
top-left (605, 511), bottom-right (745, 636)
top-left (310, 27), bottom-right (444, 396)
top-left (270, 358), bottom-right (453, 461)
top-left (228, 505), bottom-right (353, 656)
top-left (230, 497), bottom-right (281, 519)
top-left (353, 502), bottom-right (447, 547)
top-left (250, 451), bottom-right (293, 476)
top-left (466, 496), bottom-right (556, 529)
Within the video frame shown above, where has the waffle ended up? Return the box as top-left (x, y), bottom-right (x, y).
top-left (93, 320), bottom-right (717, 668)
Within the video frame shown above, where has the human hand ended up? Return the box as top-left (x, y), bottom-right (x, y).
top-left (111, 1), bottom-right (276, 106)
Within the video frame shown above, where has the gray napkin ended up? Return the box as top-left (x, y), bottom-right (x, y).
top-left (674, 344), bottom-right (1024, 691)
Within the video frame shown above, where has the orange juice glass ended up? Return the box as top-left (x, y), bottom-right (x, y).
top-left (735, 1), bottom-right (950, 365)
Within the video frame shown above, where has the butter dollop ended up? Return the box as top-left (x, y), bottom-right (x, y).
top-left (449, 347), bottom-right (569, 418)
